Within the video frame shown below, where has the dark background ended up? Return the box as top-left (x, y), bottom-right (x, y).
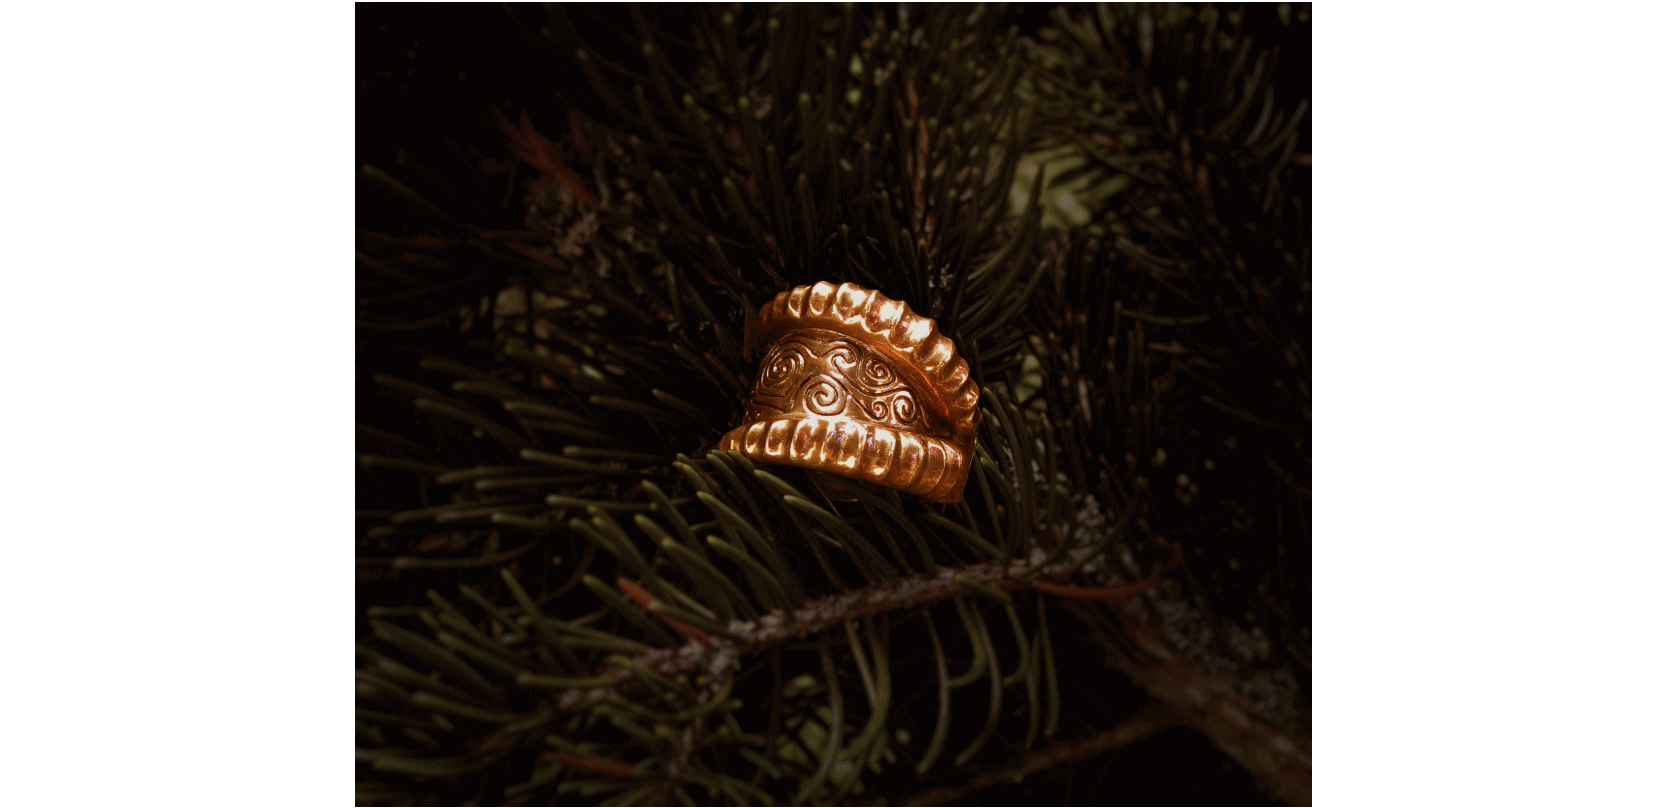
top-left (357, 4), bottom-right (1306, 805)
top-left (356, 3), bottom-right (1309, 234)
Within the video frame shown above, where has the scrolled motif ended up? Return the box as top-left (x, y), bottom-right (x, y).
top-left (756, 342), bottom-right (806, 394)
top-left (744, 332), bottom-right (920, 429)
top-left (851, 354), bottom-right (899, 393)
top-left (798, 375), bottom-right (847, 416)
top-left (890, 391), bottom-right (917, 423)
top-left (719, 282), bottom-right (980, 503)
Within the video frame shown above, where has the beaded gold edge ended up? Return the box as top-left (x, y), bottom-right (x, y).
top-left (717, 415), bottom-right (970, 503)
top-left (750, 282), bottom-right (981, 444)
top-left (720, 282), bottom-right (981, 503)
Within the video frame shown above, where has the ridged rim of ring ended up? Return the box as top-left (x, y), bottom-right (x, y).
top-left (718, 415), bottom-right (971, 503)
top-left (749, 282), bottom-right (981, 445)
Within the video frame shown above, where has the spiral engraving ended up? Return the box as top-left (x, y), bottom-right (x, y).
top-left (800, 375), bottom-right (846, 416)
top-left (745, 329), bottom-right (934, 430)
top-left (891, 391), bottom-right (917, 423)
top-left (823, 341), bottom-right (859, 373)
top-left (718, 281), bottom-right (980, 503)
top-left (757, 342), bottom-right (806, 395)
top-left (858, 354), bottom-right (895, 388)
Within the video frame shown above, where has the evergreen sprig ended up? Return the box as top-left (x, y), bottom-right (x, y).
top-left (357, 4), bottom-right (1309, 805)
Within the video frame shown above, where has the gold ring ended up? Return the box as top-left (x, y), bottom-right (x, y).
top-left (718, 282), bottom-right (981, 503)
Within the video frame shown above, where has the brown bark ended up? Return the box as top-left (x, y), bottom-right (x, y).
top-left (565, 556), bottom-right (1310, 805)
top-left (1064, 599), bottom-right (1312, 806)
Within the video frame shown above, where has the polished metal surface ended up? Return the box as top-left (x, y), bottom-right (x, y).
top-left (718, 282), bottom-right (980, 503)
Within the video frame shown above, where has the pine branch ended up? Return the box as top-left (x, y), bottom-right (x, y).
top-left (356, 4), bottom-right (1310, 803)
top-left (1064, 597), bottom-right (1312, 806)
top-left (903, 703), bottom-right (1177, 806)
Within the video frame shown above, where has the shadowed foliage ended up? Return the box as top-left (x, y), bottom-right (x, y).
top-left (357, 3), bottom-right (1309, 805)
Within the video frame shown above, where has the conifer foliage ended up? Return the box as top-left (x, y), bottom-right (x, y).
top-left (357, 4), bottom-right (1309, 805)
